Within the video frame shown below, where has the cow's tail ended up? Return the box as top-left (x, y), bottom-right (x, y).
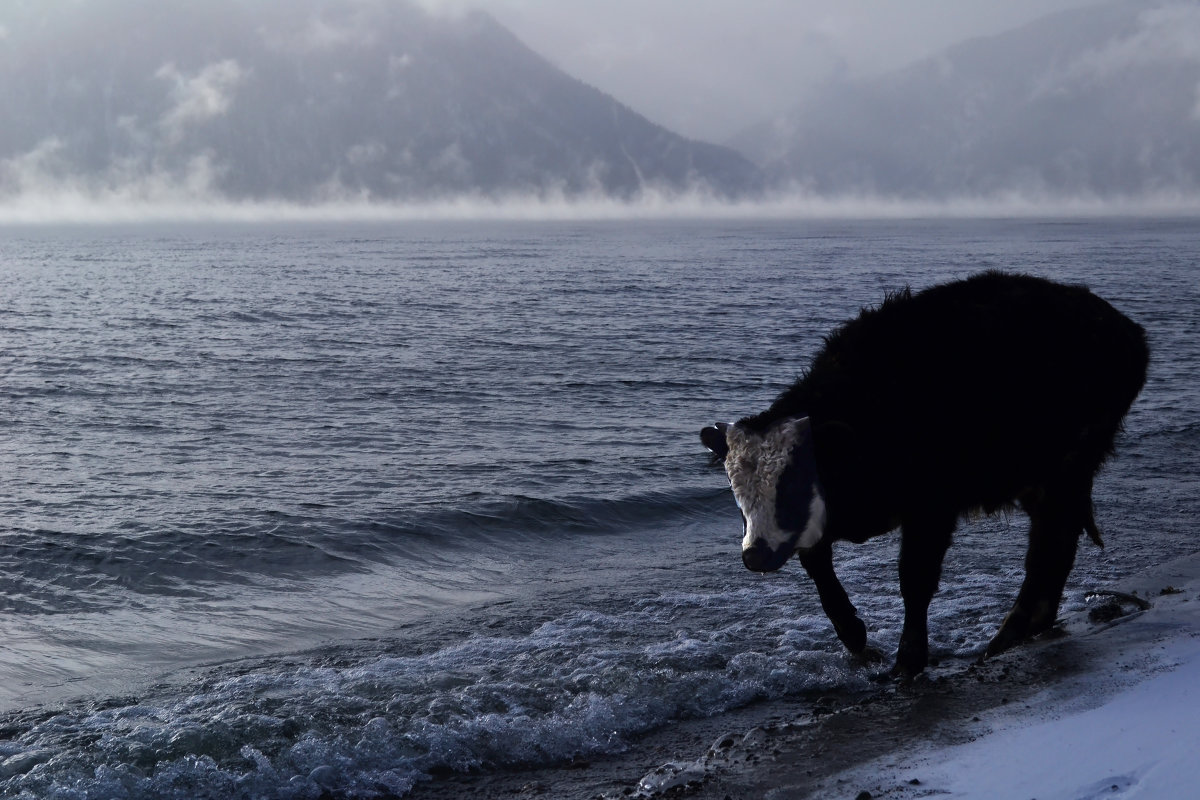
top-left (1084, 508), bottom-right (1104, 549)
top-left (1057, 474), bottom-right (1104, 548)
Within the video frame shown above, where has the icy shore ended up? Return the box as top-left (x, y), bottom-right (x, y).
top-left (411, 552), bottom-right (1200, 800)
top-left (661, 552), bottom-right (1200, 800)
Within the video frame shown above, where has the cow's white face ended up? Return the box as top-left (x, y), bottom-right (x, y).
top-left (701, 417), bottom-right (826, 572)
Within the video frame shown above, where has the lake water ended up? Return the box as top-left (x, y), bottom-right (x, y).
top-left (0, 218), bottom-right (1196, 798)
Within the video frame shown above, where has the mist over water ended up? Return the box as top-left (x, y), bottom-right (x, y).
top-left (6, 191), bottom-right (1200, 226)
top-left (6, 1), bottom-right (1200, 213)
top-left (0, 218), bottom-right (1196, 798)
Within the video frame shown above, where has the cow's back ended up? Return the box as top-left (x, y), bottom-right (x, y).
top-left (806, 272), bottom-right (1148, 522)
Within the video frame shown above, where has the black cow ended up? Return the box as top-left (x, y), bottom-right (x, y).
top-left (701, 272), bottom-right (1149, 676)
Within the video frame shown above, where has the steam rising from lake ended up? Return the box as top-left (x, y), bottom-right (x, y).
top-left (4, 188), bottom-right (1200, 225)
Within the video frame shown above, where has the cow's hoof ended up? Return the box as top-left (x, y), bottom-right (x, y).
top-left (987, 606), bottom-right (1033, 658)
top-left (834, 615), bottom-right (868, 654)
top-left (889, 661), bottom-right (923, 682)
top-left (893, 641), bottom-right (928, 678)
top-left (853, 645), bottom-right (885, 665)
top-left (985, 626), bottom-right (1025, 658)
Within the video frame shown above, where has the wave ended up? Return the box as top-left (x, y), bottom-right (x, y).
top-left (0, 488), bottom-right (731, 613)
top-left (0, 565), bottom-right (870, 800)
top-left (404, 487), bottom-right (728, 539)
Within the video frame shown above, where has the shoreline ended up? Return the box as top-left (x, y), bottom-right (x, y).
top-left (412, 552), bottom-right (1200, 800)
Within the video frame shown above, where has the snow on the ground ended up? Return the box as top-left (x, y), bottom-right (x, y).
top-left (926, 634), bottom-right (1200, 799)
top-left (823, 560), bottom-right (1200, 800)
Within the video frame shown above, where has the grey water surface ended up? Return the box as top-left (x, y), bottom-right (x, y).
top-left (0, 218), bottom-right (1195, 798)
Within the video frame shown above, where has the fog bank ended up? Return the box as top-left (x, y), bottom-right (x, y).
top-left (5, 188), bottom-right (1200, 226)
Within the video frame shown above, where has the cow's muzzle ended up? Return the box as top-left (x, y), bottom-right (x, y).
top-left (741, 540), bottom-right (793, 573)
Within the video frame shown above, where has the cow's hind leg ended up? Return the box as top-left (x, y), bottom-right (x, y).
top-left (986, 483), bottom-right (1092, 657)
top-left (894, 512), bottom-right (956, 677)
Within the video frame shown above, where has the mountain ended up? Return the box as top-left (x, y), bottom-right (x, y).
top-left (0, 0), bottom-right (761, 202)
top-left (732, 0), bottom-right (1200, 198)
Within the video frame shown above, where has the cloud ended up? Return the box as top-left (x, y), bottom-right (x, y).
top-left (0, 137), bottom-right (69, 191)
top-left (387, 53), bottom-right (415, 99)
top-left (1087, 5), bottom-right (1200, 70)
top-left (0, 133), bottom-right (226, 210)
top-left (288, 15), bottom-right (379, 50)
top-left (346, 141), bottom-right (387, 167)
top-left (156, 60), bottom-right (245, 144)
top-left (461, 0), bottom-right (1104, 142)
top-left (1039, 3), bottom-right (1200, 91)
top-left (260, 4), bottom-right (385, 53)
top-left (1028, 4), bottom-right (1200, 123)
top-left (407, 0), bottom-right (472, 18)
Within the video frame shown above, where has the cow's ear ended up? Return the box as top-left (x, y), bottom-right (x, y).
top-left (700, 424), bottom-right (729, 460)
top-left (785, 416), bottom-right (813, 444)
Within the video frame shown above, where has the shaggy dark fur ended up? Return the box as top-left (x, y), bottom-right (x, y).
top-left (724, 271), bottom-right (1148, 675)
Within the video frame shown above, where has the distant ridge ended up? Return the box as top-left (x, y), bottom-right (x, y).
top-left (0, 0), bottom-right (761, 203)
top-left (732, 0), bottom-right (1200, 199)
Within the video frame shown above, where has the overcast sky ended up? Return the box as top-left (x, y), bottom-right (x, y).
top-left (417, 0), bottom-right (1108, 142)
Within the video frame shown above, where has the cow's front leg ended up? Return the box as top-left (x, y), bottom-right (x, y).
top-left (799, 540), bottom-right (867, 654)
top-left (894, 513), bottom-right (956, 677)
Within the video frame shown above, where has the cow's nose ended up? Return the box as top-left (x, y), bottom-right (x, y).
top-left (742, 541), bottom-right (787, 573)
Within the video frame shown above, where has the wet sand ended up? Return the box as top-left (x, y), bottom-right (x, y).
top-left (411, 552), bottom-right (1200, 800)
